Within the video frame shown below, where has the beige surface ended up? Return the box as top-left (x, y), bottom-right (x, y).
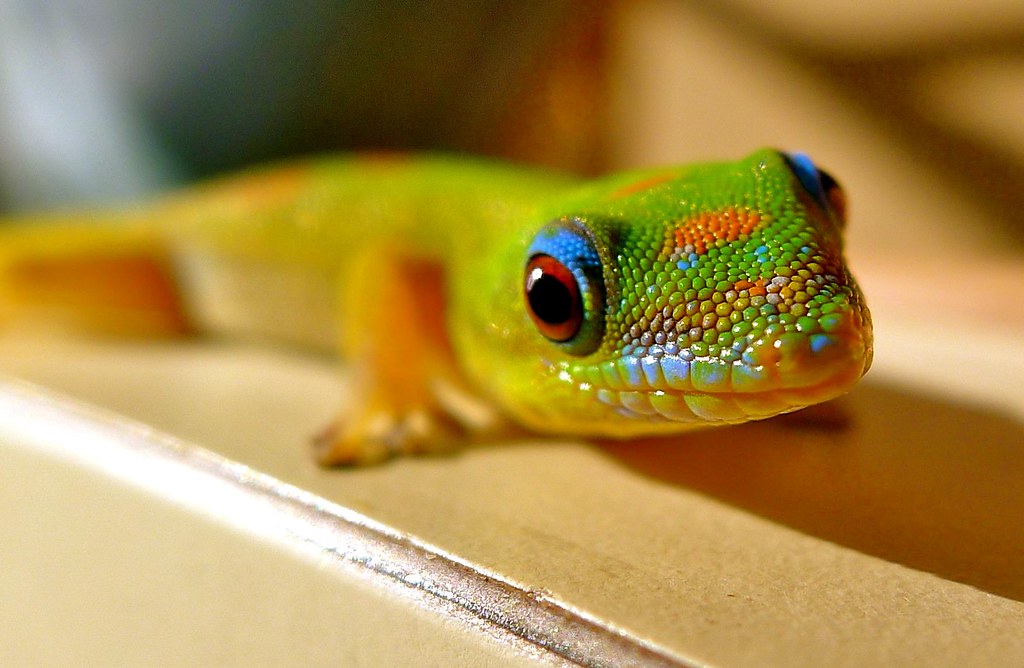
top-left (0, 428), bottom-right (554, 668)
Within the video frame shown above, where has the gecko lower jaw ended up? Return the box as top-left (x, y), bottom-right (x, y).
top-left (585, 310), bottom-right (871, 424)
top-left (594, 357), bottom-right (866, 424)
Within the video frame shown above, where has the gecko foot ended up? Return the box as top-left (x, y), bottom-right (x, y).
top-left (312, 404), bottom-right (466, 466)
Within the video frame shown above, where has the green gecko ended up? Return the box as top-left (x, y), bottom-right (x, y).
top-left (0, 149), bottom-right (872, 464)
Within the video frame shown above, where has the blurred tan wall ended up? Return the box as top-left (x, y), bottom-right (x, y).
top-left (1, 0), bottom-right (1021, 271)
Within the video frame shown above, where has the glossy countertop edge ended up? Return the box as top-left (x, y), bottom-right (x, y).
top-left (0, 377), bottom-right (691, 668)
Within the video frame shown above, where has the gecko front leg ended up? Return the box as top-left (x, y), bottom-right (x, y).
top-left (314, 246), bottom-right (475, 465)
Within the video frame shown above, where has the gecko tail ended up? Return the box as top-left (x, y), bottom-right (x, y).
top-left (0, 217), bottom-right (192, 337)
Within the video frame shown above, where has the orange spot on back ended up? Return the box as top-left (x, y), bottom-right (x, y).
top-left (747, 279), bottom-right (768, 297)
top-left (610, 173), bottom-right (676, 200)
top-left (227, 166), bottom-right (308, 208)
top-left (170, 164), bottom-right (311, 217)
top-left (673, 207), bottom-right (761, 256)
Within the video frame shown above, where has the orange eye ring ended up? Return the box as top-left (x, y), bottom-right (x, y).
top-left (524, 254), bottom-right (583, 342)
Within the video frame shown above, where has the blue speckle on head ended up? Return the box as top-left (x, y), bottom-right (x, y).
top-left (677, 252), bottom-right (702, 272)
top-left (810, 333), bottom-right (838, 354)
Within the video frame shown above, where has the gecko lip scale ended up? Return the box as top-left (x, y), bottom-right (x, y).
top-left (577, 308), bottom-right (871, 425)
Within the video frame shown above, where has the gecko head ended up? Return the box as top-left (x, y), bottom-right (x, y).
top-left (514, 148), bottom-right (872, 436)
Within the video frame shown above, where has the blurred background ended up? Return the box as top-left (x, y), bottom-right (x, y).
top-left (0, 0), bottom-right (1022, 270)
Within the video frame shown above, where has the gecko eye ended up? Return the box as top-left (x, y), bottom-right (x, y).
top-left (524, 219), bottom-right (606, 355)
top-left (525, 254), bottom-right (582, 342)
top-left (817, 167), bottom-right (847, 225)
top-left (781, 152), bottom-right (847, 226)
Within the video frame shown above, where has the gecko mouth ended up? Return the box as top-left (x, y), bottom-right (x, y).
top-left (582, 311), bottom-right (871, 424)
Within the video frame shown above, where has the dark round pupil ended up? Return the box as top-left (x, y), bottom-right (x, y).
top-left (528, 273), bottom-right (573, 324)
top-left (818, 168), bottom-right (839, 197)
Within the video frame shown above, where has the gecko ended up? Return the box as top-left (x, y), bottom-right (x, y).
top-left (0, 149), bottom-right (872, 464)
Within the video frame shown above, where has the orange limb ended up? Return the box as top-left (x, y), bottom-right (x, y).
top-left (314, 247), bottom-right (472, 466)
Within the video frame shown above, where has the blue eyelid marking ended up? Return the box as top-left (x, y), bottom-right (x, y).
top-left (781, 151), bottom-right (829, 211)
top-left (527, 225), bottom-right (601, 274)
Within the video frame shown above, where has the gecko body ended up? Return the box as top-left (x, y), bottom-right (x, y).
top-left (1, 149), bottom-right (872, 463)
